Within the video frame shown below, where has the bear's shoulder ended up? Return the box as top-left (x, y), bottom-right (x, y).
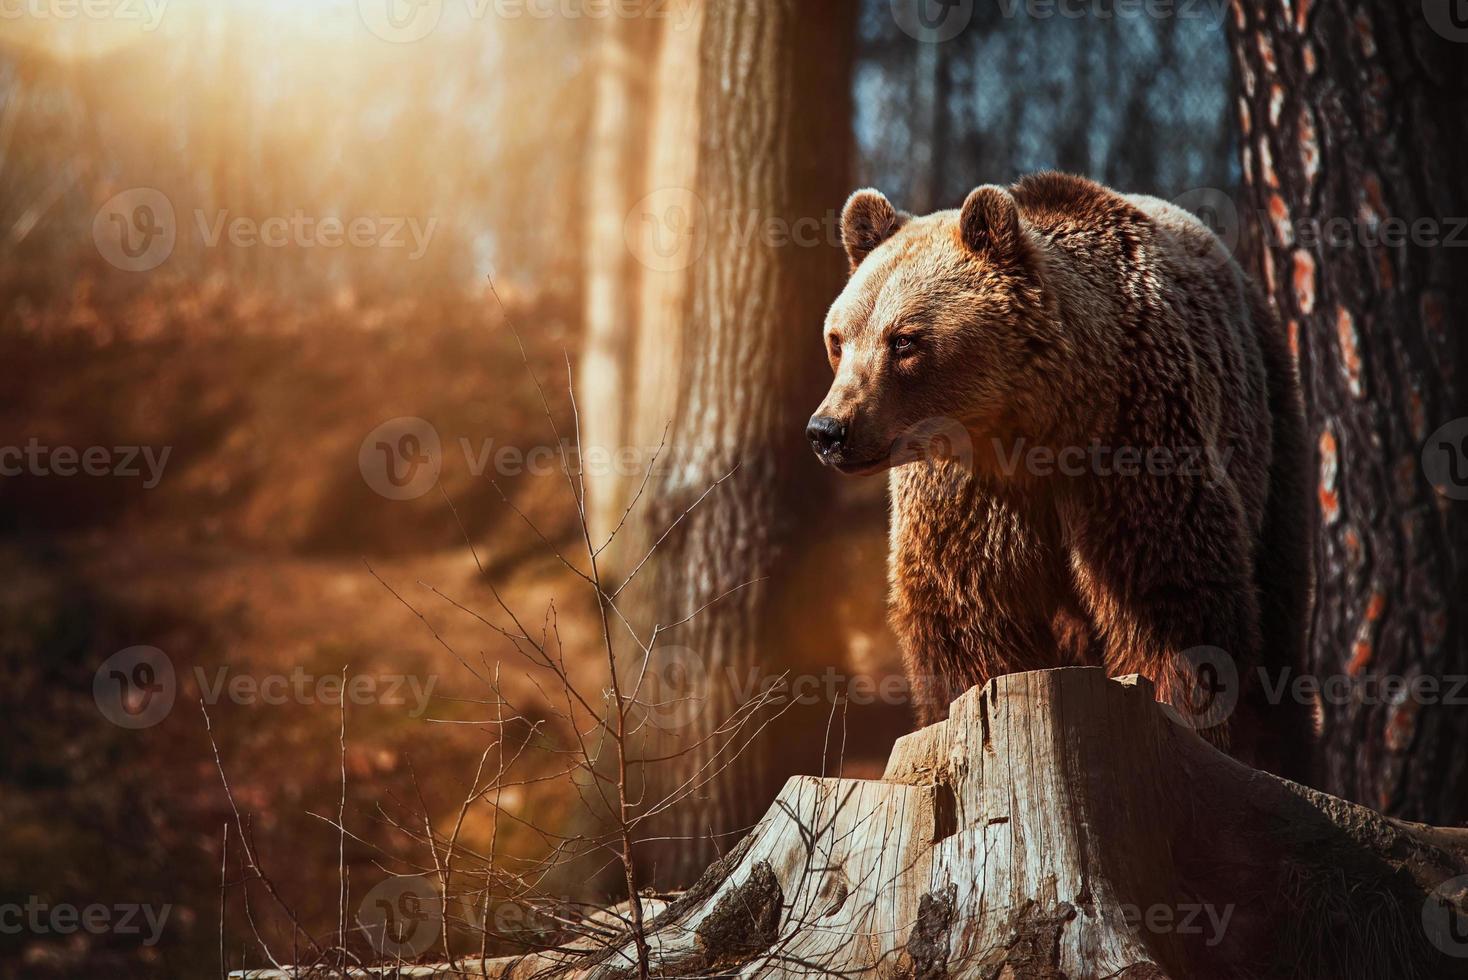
top-left (1009, 171), bottom-right (1143, 230)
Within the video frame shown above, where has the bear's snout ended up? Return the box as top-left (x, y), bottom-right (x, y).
top-left (805, 415), bottom-right (847, 458)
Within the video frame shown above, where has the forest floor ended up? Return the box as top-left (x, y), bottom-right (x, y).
top-left (0, 274), bottom-right (903, 978)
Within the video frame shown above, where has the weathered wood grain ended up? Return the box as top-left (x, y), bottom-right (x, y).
top-left (236, 667), bottom-right (1468, 979)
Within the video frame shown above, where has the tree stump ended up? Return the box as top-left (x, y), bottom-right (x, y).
top-left (238, 667), bottom-right (1468, 978)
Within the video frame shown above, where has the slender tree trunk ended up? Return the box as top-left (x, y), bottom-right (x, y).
top-left (628, 0), bottom-right (855, 888)
top-left (1227, 1), bottom-right (1468, 821)
top-left (612, 1), bottom-right (707, 581)
top-left (579, 12), bottom-right (655, 547)
top-left (909, 33), bottom-right (950, 212)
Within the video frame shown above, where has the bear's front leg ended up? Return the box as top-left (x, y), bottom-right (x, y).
top-left (889, 478), bottom-right (1078, 728)
top-left (1065, 472), bottom-right (1267, 760)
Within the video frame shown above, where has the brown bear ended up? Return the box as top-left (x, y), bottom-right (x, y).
top-left (807, 172), bottom-right (1311, 780)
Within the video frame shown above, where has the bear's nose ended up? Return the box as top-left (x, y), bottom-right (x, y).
top-left (806, 416), bottom-right (847, 456)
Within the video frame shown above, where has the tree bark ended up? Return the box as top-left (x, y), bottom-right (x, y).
top-left (251, 669), bottom-right (1468, 978)
top-left (611, 0), bottom-right (706, 581)
top-left (579, 12), bottom-right (656, 547)
top-left (622, 0), bottom-right (856, 889)
top-left (1227, 0), bottom-right (1468, 822)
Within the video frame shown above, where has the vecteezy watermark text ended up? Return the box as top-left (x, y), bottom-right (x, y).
top-left (94, 647), bottom-right (438, 729)
top-left (93, 188), bottom-right (438, 272)
top-left (1120, 902), bottom-right (1234, 947)
top-left (0, 0), bottom-right (169, 30)
top-left (358, 415), bottom-right (701, 500)
top-left (991, 437), bottom-right (1235, 486)
top-left (0, 897), bottom-right (170, 947)
top-left (0, 440), bottom-right (170, 488)
top-left (357, 0), bottom-right (698, 44)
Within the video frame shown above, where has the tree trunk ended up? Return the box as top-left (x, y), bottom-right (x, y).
top-left (623, 0), bottom-right (855, 889)
top-left (579, 12), bottom-right (656, 547)
top-left (1227, 0), bottom-right (1468, 822)
top-left (611, 0), bottom-right (706, 581)
top-left (909, 30), bottom-right (950, 213)
top-left (249, 669), bottom-right (1468, 978)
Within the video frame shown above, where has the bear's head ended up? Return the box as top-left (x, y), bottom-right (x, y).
top-left (807, 185), bottom-right (1060, 476)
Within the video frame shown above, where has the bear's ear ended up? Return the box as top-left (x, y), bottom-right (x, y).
top-left (958, 185), bottom-right (1022, 261)
top-left (841, 189), bottom-right (907, 271)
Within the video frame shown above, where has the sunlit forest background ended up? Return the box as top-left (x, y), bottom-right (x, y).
top-left (1, 2), bottom-right (1236, 975)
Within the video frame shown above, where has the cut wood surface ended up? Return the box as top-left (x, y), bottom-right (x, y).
top-left (236, 667), bottom-right (1468, 978)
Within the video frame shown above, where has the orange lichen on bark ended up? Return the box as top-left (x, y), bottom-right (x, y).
top-left (1268, 193), bottom-right (1292, 245)
top-left (1357, 172), bottom-right (1386, 232)
top-left (1336, 306), bottom-right (1362, 397)
top-left (1293, 249), bottom-right (1316, 315)
top-left (1318, 426), bottom-right (1339, 523)
top-left (1345, 591), bottom-right (1386, 676)
top-left (1385, 700), bottom-right (1417, 754)
top-left (1298, 107), bottom-right (1319, 190)
top-left (1345, 638), bottom-right (1371, 677)
top-left (1257, 32), bottom-right (1278, 75)
top-left (1259, 137), bottom-right (1278, 188)
top-left (1344, 525), bottom-right (1362, 572)
top-left (1353, 10), bottom-right (1377, 57)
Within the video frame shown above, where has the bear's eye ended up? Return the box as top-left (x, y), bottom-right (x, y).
top-left (828, 335), bottom-right (842, 358)
top-left (890, 334), bottom-right (916, 355)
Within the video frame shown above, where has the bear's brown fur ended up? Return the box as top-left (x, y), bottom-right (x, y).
top-left (809, 172), bottom-right (1312, 779)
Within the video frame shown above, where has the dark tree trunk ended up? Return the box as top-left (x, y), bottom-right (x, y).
top-left (627, 0), bottom-right (856, 888)
top-left (1227, 1), bottom-right (1468, 822)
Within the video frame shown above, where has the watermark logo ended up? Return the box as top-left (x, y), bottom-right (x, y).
top-left (93, 188), bottom-right (176, 272)
top-left (360, 417), bottom-right (442, 500)
top-left (1165, 645), bottom-right (1239, 731)
top-left (358, 0), bottom-right (443, 42)
top-left (1423, 418), bottom-right (1468, 501)
top-left (1171, 187), bottom-right (1240, 267)
top-left (896, 417), bottom-right (975, 485)
top-left (94, 646), bottom-right (176, 730)
top-left (358, 875), bottom-right (443, 958)
top-left (637, 644), bottom-right (709, 732)
top-left (1423, 0), bottom-right (1468, 42)
top-left (1424, 874), bottom-right (1468, 957)
top-left (891, 0), bottom-right (973, 42)
top-left (94, 190), bottom-right (438, 269)
top-left (625, 187), bottom-right (708, 273)
top-left (95, 651), bottom-right (438, 726)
